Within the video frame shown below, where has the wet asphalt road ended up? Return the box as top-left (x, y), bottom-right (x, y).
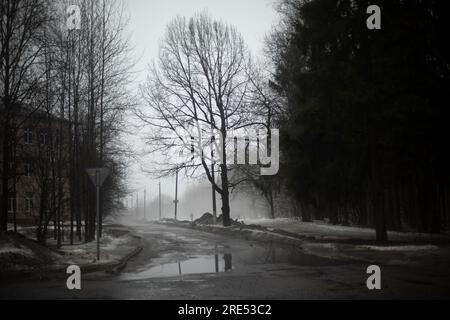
top-left (1, 223), bottom-right (449, 300)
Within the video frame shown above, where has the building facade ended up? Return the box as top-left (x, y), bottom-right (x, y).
top-left (1, 103), bottom-right (70, 226)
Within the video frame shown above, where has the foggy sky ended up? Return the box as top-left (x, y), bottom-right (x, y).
top-left (123, 0), bottom-right (279, 205)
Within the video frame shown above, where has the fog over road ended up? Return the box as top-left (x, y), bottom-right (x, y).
top-left (1, 223), bottom-right (449, 300)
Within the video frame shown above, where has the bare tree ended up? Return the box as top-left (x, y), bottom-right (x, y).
top-left (0, 0), bottom-right (133, 244)
top-left (139, 13), bottom-right (253, 226)
top-left (0, 0), bottom-right (50, 232)
top-left (232, 63), bottom-right (284, 219)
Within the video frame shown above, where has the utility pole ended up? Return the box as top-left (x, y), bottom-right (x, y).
top-left (159, 181), bottom-right (162, 220)
top-left (174, 169), bottom-right (179, 221)
top-left (144, 189), bottom-right (147, 221)
top-left (130, 195), bottom-right (133, 213)
top-left (212, 163), bottom-right (217, 225)
top-left (136, 192), bottom-right (139, 221)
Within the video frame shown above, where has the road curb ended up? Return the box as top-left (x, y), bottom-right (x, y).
top-left (110, 243), bottom-right (143, 274)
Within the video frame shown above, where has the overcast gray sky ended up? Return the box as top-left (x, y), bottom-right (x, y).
top-left (127, 0), bottom-right (278, 72)
top-left (123, 0), bottom-right (279, 204)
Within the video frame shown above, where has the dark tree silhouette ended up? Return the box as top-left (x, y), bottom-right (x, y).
top-left (269, 0), bottom-right (450, 242)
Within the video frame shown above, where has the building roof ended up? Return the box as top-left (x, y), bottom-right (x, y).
top-left (0, 98), bottom-right (69, 124)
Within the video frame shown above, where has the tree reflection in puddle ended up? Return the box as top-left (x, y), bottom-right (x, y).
top-left (121, 253), bottom-right (233, 281)
top-left (120, 242), bottom-right (339, 281)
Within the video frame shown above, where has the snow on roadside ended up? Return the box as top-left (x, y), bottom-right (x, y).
top-left (0, 226), bottom-right (141, 274)
top-left (359, 245), bottom-right (439, 252)
top-left (0, 235), bottom-right (37, 259)
top-left (55, 228), bottom-right (138, 267)
top-left (300, 242), bottom-right (361, 262)
top-left (238, 219), bottom-right (449, 264)
top-left (299, 242), bottom-right (443, 265)
top-left (102, 234), bottom-right (129, 251)
top-left (0, 245), bottom-right (34, 257)
top-left (0, 235), bottom-right (54, 273)
top-left (243, 218), bottom-right (450, 242)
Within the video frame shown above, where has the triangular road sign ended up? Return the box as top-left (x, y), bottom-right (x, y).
top-left (86, 168), bottom-right (110, 188)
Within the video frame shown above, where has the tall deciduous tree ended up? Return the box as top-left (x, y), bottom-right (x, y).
top-left (139, 13), bottom-right (252, 226)
top-left (0, 0), bottom-right (50, 232)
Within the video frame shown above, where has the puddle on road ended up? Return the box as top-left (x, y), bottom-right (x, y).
top-left (120, 243), bottom-right (342, 281)
top-left (121, 254), bottom-right (233, 280)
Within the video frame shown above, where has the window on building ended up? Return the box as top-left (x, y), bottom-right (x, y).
top-left (40, 130), bottom-right (49, 145)
top-left (25, 194), bottom-right (34, 214)
top-left (24, 128), bottom-right (34, 144)
top-left (9, 129), bottom-right (16, 140)
top-left (25, 162), bottom-right (33, 177)
top-left (8, 196), bottom-right (16, 214)
top-left (55, 130), bottom-right (61, 146)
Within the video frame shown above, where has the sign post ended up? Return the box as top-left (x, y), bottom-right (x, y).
top-left (86, 168), bottom-right (110, 261)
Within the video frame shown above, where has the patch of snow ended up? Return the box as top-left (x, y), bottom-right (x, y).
top-left (103, 236), bottom-right (128, 251)
top-left (244, 218), bottom-right (293, 225)
top-left (0, 245), bottom-right (34, 257)
top-left (304, 243), bottom-right (337, 250)
top-left (360, 245), bottom-right (439, 252)
top-left (68, 249), bottom-right (89, 254)
top-left (243, 218), bottom-right (450, 242)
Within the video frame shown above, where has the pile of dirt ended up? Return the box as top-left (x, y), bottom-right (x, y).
top-left (194, 212), bottom-right (214, 225)
top-left (194, 213), bottom-right (243, 226)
